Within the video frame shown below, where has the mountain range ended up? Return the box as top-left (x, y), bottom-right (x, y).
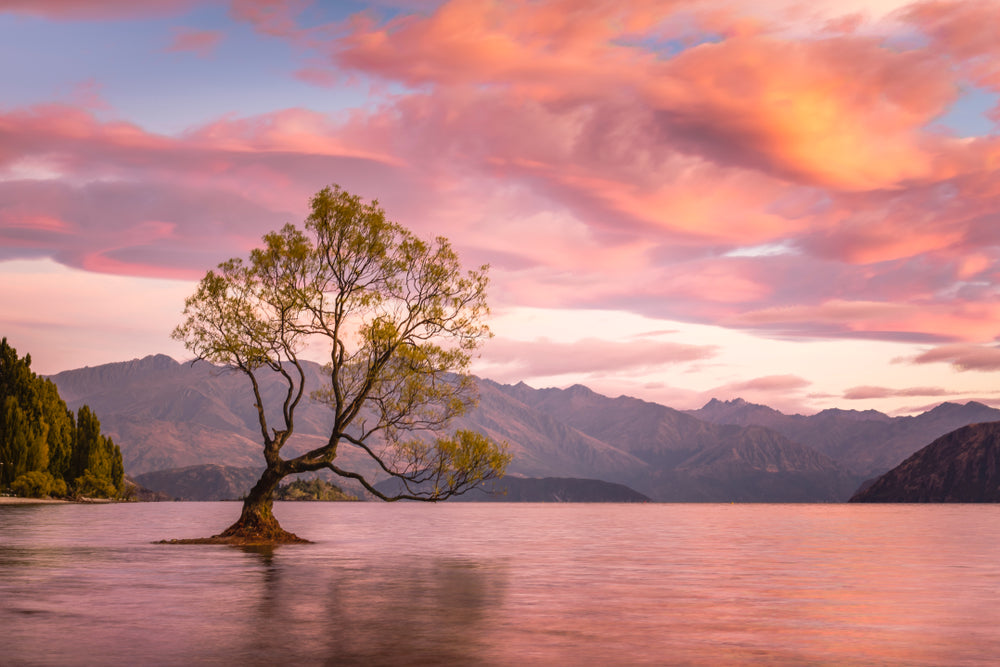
top-left (688, 397), bottom-right (1000, 476)
top-left (48, 355), bottom-right (1000, 502)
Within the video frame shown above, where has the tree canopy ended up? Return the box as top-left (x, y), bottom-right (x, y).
top-left (0, 338), bottom-right (124, 499)
top-left (173, 185), bottom-right (509, 542)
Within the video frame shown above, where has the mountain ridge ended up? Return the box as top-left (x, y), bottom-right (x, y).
top-left (47, 354), bottom-right (1000, 502)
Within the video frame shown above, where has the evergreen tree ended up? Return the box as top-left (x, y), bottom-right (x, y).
top-left (70, 405), bottom-right (100, 483)
top-left (40, 380), bottom-right (74, 483)
top-left (71, 405), bottom-right (123, 498)
top-left (0, 339), bottom-right (48, 487)
top-left (0, 338), bottom-right (121, 498)
top-left (108, 438), bottom-right (124, 495)
top-left (0, 395), bottom-right (48, 486)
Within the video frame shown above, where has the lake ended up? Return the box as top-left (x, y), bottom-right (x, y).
top-left (2, 502), bottom-right (999, 666)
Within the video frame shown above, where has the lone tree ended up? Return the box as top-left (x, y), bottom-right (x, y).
top-left (172, 185), bottom-right (510, 543)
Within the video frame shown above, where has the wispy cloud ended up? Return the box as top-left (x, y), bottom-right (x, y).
top-left (843, 385), bottom-right (952, 400)
top-left (0, 0), bottom-right (201, 19)
top-left (476, 336), bottom-right (718, 381)
top-left (165, 28), bottom-right (225, 58)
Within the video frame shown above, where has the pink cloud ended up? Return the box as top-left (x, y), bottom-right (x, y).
top-left (902, 0), bottom-right (1000, 88)
top-left (0, 0), bottom-right (202, 19)
top-left (6, 0), bottom-right (1000, 355)
top-left (909, 343), bottom-right (1000, 371)
top-left (701, 374), bottom-right (814, 414)
top-left (843, 385), bottom-right (951, 400)
top-left (330, 0), bottom-right (975, 192)
top-left (293, 66), bottom-right (340, 87)
top-left (313, 0), bottom-right (1000, 296)
top-left (731, 298), bottom-right (1000, 343)
top-left (229, 0), bottom-right (311, 37)
top-left (0, 104), bottom-right (417, 278)
top-left (165, 28), bottom-right (224, 57)
top-left (719, 375), bottom-right (812, 393)
top-left (4, 94), bottom-right (997, 347)
top-left (476, 336), bottom-right (718, 381)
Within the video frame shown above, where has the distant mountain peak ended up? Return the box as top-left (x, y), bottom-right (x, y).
top-left (925, 400), bottom-right (993, 416)
top-left (139, 353), bottom-right (180, 367)
top-left (814, 407), bottom-right (891, 422)
top-left (703, 397), bottom-right (749, 409)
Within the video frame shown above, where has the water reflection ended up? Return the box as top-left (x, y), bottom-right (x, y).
top-left (238, 547), bottom-right (508, 665)
top-left (4, 503), bottom-right (1000, 665)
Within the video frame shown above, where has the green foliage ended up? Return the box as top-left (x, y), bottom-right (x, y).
top-left (74, 468), bottom-right (119, 499)
top-left (173, 184), bottom-right (509, 518)
top-left (0, 338), bottom-right (122, 499)
top-left (41, 382), bottom-right (75, 483)
top-left (11, 471), bottom-right (66, 498)
top-left (276, 477), bottom-right (356, 501)
top-left (68, 406), bottom-right (123, 498)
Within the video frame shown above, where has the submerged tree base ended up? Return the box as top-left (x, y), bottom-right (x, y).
top-left (157, 532), bottom-right (310, 546)
top-left (156, 514), bottom-right (310, 545)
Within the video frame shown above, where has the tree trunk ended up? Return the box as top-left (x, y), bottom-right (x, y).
top-left (214, 466), bottom-right (308, 544)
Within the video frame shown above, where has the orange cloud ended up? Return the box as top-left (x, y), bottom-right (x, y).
top-left (648, 35), bottom-right (961, 190)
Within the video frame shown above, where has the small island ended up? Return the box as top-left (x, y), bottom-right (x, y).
top-left (276, 478), bottom-right (357, 502)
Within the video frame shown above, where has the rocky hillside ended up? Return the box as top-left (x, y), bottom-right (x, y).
top-left (850, 422), bottom-right (1000, 502)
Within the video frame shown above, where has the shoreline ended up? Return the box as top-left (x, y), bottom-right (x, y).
top-left (0, 497), bottom-right (71, 505)
top-left (0, 496), bottom-right (118, 505)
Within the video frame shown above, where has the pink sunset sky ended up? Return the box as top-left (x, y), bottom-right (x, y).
top-left (2, 0), bottom-right (1000, 415)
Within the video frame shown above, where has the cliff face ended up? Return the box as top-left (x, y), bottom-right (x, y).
top-left (850, 422), bottom-right (1000, 503)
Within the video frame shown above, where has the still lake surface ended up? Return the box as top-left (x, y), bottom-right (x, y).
top-left (2, 502), bottom-right (999, 666)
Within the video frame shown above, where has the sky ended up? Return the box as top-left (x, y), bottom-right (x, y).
top-left (2, 0), bottom-right (1000, 416)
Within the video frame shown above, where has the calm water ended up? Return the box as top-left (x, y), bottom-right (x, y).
top-left (2, 502), bottom-right (999, 666)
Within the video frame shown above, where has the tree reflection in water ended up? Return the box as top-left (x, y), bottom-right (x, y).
top-left (238, 544), bottom-right (510, 665)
